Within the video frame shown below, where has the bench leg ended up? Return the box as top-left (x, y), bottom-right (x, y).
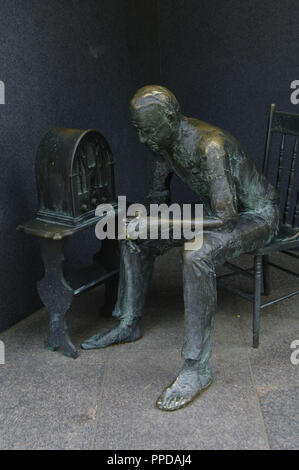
top-left (263, 255), bottom-right (271, 296)
top-left (253, 255), bottom-right (262, 348)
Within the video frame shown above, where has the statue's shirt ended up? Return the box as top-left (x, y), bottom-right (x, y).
top-left (163, 118), bottom-right (279, 224)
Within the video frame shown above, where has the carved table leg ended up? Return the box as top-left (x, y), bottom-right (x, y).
top-left (37, 238), bottom-right (77, 359)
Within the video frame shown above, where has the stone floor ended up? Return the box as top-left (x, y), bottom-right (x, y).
top-left (0, 249), bottom-right (298, 450)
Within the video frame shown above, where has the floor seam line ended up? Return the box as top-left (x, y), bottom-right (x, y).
top-left (90, 351), bottom-right (111, 450)
top-left (239, 318), bottom-right (271, 450)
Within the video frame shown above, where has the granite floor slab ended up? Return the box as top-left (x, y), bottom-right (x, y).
top-left (0, 251), bottom-right (298, 449)
top-left (93, 345), bottom-right (268, 450)
top-left (0, 353), bottom-right (105, 449)
top-left (258, 385), bottom-right (299, 450)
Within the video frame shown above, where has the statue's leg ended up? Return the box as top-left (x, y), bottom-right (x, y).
top-left (108, 240), bottom-right (126, 320)
top-left (81, 240), bottom-right (155, 349)
top-left (156, 240), bottom-right (216, 411)
top-left (156, 213), bottom-right (277, 411)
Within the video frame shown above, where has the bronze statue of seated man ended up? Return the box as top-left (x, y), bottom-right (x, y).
top-left (82, 85), bottom-right (279, 411)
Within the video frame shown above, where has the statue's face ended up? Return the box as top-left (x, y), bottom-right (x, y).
top-left (131, 104), bottom-right (174, 153)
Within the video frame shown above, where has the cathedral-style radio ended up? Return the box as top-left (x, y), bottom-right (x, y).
top-left (35, 128), bottom-right (116, 226)
top-left (18, 129), bottom-right (119, 358)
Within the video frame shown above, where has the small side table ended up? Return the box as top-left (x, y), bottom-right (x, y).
top-left (17, 218), bottom-right (119, 359)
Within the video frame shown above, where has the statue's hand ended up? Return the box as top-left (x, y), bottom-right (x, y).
top-left (143, 189), bottom-right (171, 209)
top-left (201, 216), bottom-right (238, 232)
top-left (220, 216), bottom-right (238, 233)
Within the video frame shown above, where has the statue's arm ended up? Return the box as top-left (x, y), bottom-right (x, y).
top-left (144, 155), bottom-right (173, 207)
top-left (202, 138), bottom-right (238, 230)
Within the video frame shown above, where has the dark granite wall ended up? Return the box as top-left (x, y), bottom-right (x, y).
top-left (157, 0), bottom-right (299, 202)
top-left (0, 0), bottom-right (161, 331)
top-left (1, 0), bottom-right (299, 331)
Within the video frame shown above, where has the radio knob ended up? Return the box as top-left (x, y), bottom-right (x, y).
top-left (81, 204), bottom-right (88, 212)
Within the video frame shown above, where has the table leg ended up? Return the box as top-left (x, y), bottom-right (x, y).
top-left (37, 238), bottom-right (77, 359)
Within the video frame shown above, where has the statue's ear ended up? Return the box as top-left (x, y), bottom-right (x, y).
top-left (167, 111), bottom-right (176, 123)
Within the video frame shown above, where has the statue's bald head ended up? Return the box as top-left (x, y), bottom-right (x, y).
top-left (130, 85), bottom-right (181, 152)
top-left (130, 85), bottom-right (180, 117)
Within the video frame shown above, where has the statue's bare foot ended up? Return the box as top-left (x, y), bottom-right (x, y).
top-left (81, 323), bottom-right (141, 350)
top-left (156, 360), bottom-right (212, 411)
